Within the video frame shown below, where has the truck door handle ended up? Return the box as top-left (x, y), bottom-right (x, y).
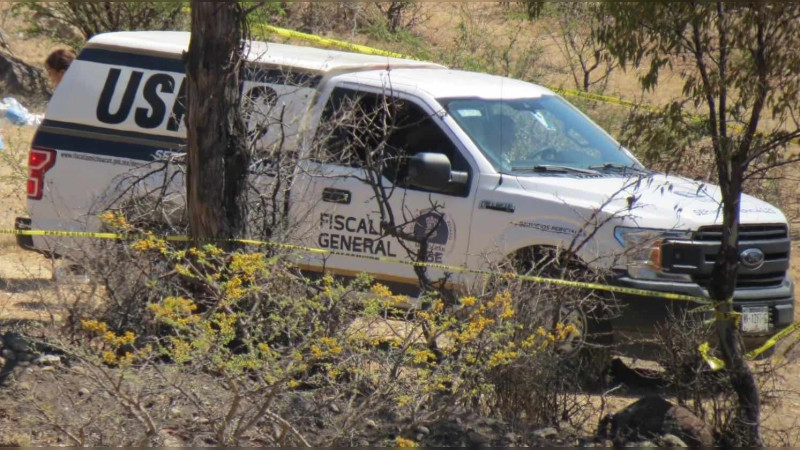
top-left (322, 188), bottom-right (351, 205)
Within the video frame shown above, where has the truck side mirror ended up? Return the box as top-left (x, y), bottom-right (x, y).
top-left (406, 152), bottom-right (468, 191)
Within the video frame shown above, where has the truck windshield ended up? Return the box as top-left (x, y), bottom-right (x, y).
top-left (441, 96), bottom-right (641, 174)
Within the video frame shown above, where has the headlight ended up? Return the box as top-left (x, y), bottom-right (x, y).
top-left (614, 227), bottom-right (693, 282)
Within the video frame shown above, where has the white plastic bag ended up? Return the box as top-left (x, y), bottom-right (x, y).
top-left (0, 97), bottom-right (42, 127)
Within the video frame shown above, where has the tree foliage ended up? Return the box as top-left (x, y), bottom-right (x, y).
top-left (598, 2), bottom-right (800, 445)
top-left (544, 2), bottom-right (617, 92)
top-left (11, 2), bottom-right (188, 47)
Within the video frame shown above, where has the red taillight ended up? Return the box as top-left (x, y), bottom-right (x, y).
top-left (27, 147), bottom-right (57, 200)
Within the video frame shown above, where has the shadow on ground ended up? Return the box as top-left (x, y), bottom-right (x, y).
top-left (0, 278), bottom-right (52, 294)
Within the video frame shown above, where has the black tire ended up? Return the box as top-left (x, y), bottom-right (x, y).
top-left (509, 246), bottom-right (616, 390)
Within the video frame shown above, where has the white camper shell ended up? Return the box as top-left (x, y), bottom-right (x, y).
top-left (17, 31), bottom-right (795, 341)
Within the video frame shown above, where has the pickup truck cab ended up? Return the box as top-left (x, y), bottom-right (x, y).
top-left (17, 31), bottom-right (794, 342)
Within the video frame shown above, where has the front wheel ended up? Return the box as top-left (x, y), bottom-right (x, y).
top-left (508, 246), bottom-right (616, 388)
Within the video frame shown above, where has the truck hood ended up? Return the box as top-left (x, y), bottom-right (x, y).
top-left (514, 172), bottom-right (787, 230)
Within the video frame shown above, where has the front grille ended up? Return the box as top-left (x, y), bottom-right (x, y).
top-left (689, 224), bottom-right (789, 291)
top-left (703, 252), bottom-right (789, 263)
top-left (694, 224), bottom-right (788, 242)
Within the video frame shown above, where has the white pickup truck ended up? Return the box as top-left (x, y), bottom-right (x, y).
top-left (16, 31), bottom-right (794, 342)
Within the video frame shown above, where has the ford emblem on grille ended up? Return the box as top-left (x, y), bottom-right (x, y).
top-left (740, 248), bottom-right (766, 270)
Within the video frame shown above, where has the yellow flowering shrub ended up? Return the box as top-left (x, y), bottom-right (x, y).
top-left (395, 437), bottom-right (417, 447)
top-left (131, 233), bottom-right (168, 254)
top-left (81, 319), bottom-right (141, 367)
top-left (72, 222), bottom-right (607, 445)
top-left (371, 283), bottom-right (408, 307)
top-left (149, 297), bottom-right (200, 328)
top-left (229, 253), bottom-right (269, 282)
top-left (98, 211), bottom-right (132, 231)
top-left (310, 337), bottom-right (344, 359)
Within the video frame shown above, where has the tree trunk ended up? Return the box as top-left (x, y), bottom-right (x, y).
top-left (185, 2), bottom-right (249, 245)
top-left (709, 165), bottom-right (763, 446)
top-left (387, 3), bottom-right (403, 33)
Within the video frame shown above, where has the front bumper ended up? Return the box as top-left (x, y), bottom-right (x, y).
top-left (610, 275), bottom-right (795, 342)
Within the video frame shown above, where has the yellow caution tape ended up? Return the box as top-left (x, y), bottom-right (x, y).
top-left (0, 229), bottom-right (122, 240)
top-left (698, 342), bottom-right (727, 371)
top-left (549, 86), bottom-right (655, 111)
top-left (3, 227), bottom-right (709, 303)
top-left (260, 25), bottom-right (413, 60)
top-left (260, 25), bottom-right (663, 114)
top-left (698, 322), bottom-right (800, 370)
top-left (689, 303), bottom-right (716, 315)
top-left (775, 327), bottom-right (800, 364)
top-left (7, 226), bottom-right (798, 365)
top-left (261, 25), bottom-right (800, 147)
top-left (746, 322), bottom-right (800, 361)
top-left (715, 309), bottom-right (742, 326)
top-left (13, 25), bottom-right (789, 368)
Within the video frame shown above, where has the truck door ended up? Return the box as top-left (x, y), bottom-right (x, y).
top-left (291, 86), bottom-right (478, 293)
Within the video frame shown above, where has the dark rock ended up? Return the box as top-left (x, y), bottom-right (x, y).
top-left (2, 332), bottom-right (32, 354)
top-left (465, 429), bottom-right (489, 448)
top-left (598, 396), bottom-right (713, 447)
top-left (424, 414), bottom-right (516, 447)
top-left (0, 53), bottom-right (50, 98)
top-left (426, 419), bottom-right (465, 446)
top-left (663, 404), bottom-right (713, 446)
top-left (599, 396), bottom-right (671, 445)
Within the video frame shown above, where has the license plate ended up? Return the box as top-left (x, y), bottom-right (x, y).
top-left (741, 307), bottom-right (770, 334)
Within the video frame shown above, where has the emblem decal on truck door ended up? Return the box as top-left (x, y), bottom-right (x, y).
top-left (411, 211), bottom-right (456, 263)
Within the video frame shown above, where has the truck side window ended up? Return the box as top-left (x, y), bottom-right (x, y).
top-left (319, 87), bottom-right (470, 196)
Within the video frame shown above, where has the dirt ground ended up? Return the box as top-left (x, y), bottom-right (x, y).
top-left (2, 2), bottom-right (800, 445)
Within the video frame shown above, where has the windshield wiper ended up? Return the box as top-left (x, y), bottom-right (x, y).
top-left (589, 163), bottom-right (649, 174)
top-left (513, 165), bottom-right (599, 175)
